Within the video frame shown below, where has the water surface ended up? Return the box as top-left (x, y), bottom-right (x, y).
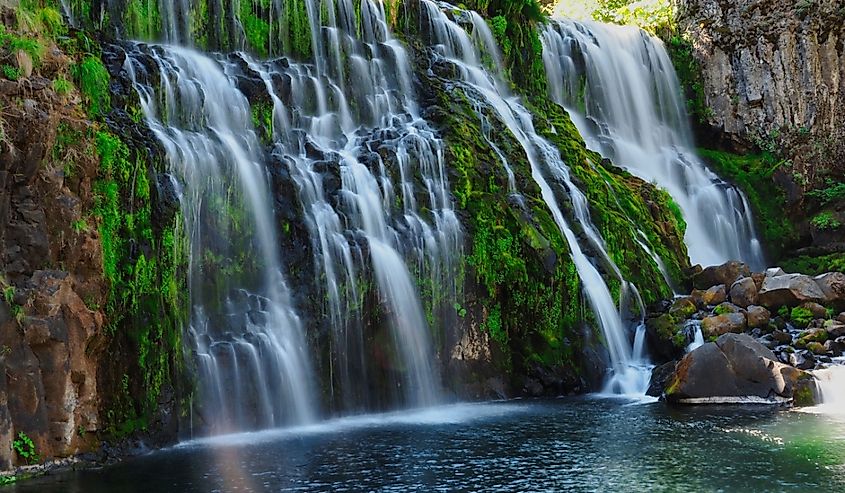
top-left (12, 399), bottom-right (845, 492)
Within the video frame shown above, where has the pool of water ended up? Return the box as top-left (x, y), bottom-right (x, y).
top-left (11, 398), bottom-right (845, 492)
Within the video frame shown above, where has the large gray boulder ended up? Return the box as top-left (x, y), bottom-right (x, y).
top-left (757, 274), bottom-right (826, 308)
top-left (663, 333), bottom-right (815, 405)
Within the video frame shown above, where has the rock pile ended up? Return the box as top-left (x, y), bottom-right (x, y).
top-left (646, 261), bottom-right (845, 405)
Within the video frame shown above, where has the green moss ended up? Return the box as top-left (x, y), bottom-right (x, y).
top-left (667, 35), bottom-right (713, 124)
top-left (790, 307), bottom-right (814, 329)
top-left (123, 0), bottom-right (160, 40)
top-left (714, 304), bottom-right (731, 316)
top-left (72, 55), bottom-right (110, 118)
top-left (781, 253), bottom-right (845, 276)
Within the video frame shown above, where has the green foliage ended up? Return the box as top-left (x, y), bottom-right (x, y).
top-left (8, 36), bottom-right (44, 65)
top-left (36, 6), bottom-right (66, 37)
top-left (591, 0), bottom-right (673, 35)
top-left (808, 180), bottom-right (845, 205)
top-left (714, 304), bottom-right (731, 316)
top-left (123, 0), bottom-right (160, 40)
top-left (3, 285), bottom-right (14, 305)
top-left (52, 75), bottom-right (74, 95)
top-left (12, 432), bottom-right (39, 465)
top-left (284, 0), bottom-right (313, 59)
top-left (483, 303), bottom-right (508, 344)
top-left (810, 211), bottom-right (841, 231)
top-left (781, 253), bottom-right (845, 276)
top-left (240, 0), bottom-right (271, 57)
top-left (778, 305), bottom-right (790, 319)
top-left (72, 55), bottom-right (110, 118)
top-left (2, 64), bottom-right (20, 80)
top-left (790, 307), bottom-right (814, 329)
top-left (90, 127), bottom-right (189, 439)
top-left (698, 148), bottom-right (796, 259)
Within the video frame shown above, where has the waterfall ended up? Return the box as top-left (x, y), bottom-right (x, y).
top-left (813, 365), bottom-right (845, 415)
top-left (542, 20), bottom-right (766, 270)
top-left (419, 1), bottom-right (650, 395)
top-left (120, 0), bottom-right (461, 426)
top-left (124, 45), bottom-right (317, 432)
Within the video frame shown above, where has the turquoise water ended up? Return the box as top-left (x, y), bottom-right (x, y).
top-left (10, 398), bottom-right (845, 492)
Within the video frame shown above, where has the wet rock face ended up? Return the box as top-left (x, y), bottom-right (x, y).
top-left (678, 0), bottom-right (845, 146)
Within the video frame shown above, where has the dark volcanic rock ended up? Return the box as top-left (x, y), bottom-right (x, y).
top-left (664, 334), bottom-right (814, 404)
top-left (692, 261), bottom-right (750, 290)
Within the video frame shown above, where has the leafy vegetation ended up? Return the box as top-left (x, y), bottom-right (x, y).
top-left (810, 211), bottom-right (841, 231)
top-left (12, 432), bottom-right (39, 465)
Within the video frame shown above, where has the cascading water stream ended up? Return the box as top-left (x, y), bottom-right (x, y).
top-left (119, 0), bottom-right (461, 417)
top-left (124, 45), bottom-right (316, 432)
top-left (420, 1), bottom-right (652, 395)
top-left (247, 0), bottom-right (461, 409)
top-left (542, 20), bottom-right (765, 270)
top-left (811, 364), bottom-right (845, 416)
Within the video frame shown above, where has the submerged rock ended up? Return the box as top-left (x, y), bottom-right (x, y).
top-left (663, 334), bottom-right (815, 405)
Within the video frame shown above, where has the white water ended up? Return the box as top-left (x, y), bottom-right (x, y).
top-left (123, 0), bottom-right (462, 426)
top-left (420, 1), bottom-right (651, 395)
top-left (811, 364), bottom-right (845, 416)
top-left (125, 45), bottom-right (317, 432)
top-left (249, 0), bottom-right (461, 409)
top-left (542, 20), bottom-right (765, 270)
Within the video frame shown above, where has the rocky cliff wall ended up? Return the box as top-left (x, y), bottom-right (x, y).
top-left (678, 0), bottom-right (845, 148)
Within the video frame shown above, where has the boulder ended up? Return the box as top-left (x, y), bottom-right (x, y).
top-left (751, 272), bottom-right (766, 291)
top-left (645, 314), bottom-right (684, 361)
top-left (797, 328), bottom-right (828, 345)
top-left (714, 302), bottom-right (743, 314)
top-left (664, 334), bottom-right (814, 404)
top-left (669, 297), bottom-right (697, 320)
top-left (693, 261), bottom-right (751, 290)
top-left (814, 272), bottom-right (845, 310)
top-left (766, 267), bottom-right (787, 278)
top-left (838, 312), bottom-right (845, 324)
top-left (729, 277), bottom-right (758, 308)
top-left (806, 341), bottom-right (827, 355)
top-left (691, 284), bottom-right (727, 306)
top-left (701, 312), bottom-right (747, 337)
top-left (799, 302), bottom-right (827, 320)
top-left (788, 351), bottom-right (815, 370)
top-left (825, 320), bottom-right (845, 338)
top-left (757, 274), bottom-right (826, 308)
top-left (824, 340), bottom-right (843, 357)
top-left (746, 305), bottom-right (771, 329)
top-left (772, 329), bottom-right (792, 344)
top-left (646, 361), bottom-right (677, 397)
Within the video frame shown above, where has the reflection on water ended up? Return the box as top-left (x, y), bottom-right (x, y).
top-left (12, 399), bottom-right (845, 492)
